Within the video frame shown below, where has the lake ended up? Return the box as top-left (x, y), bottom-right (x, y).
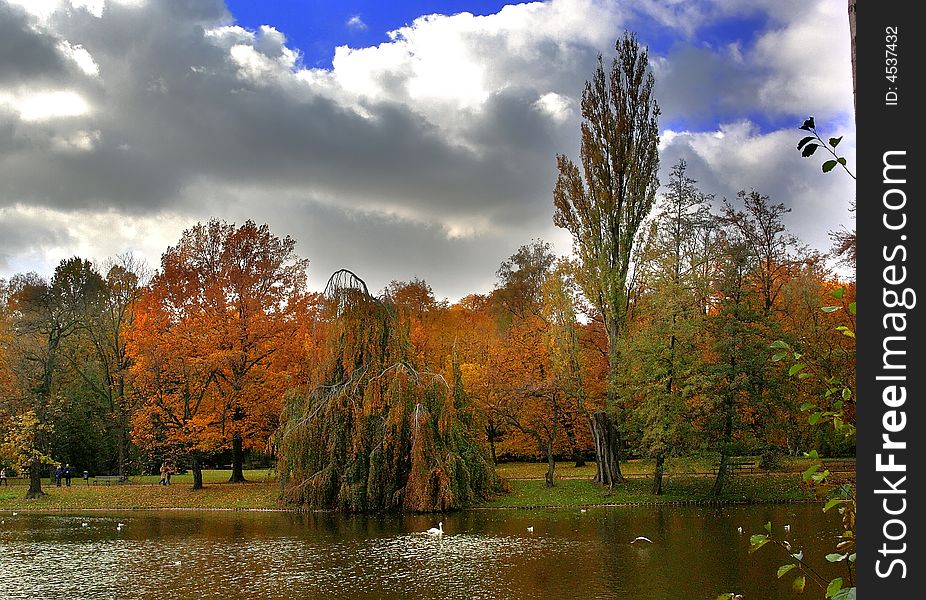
top-left (0, 503), bottom-right (843, 599)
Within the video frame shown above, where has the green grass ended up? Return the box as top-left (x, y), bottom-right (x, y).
top-left (0, 470), bottom-right (281, 511)
top-left (480, 472), bottom-right (815, 508)
top-left (1, 459), bottom-right (846, 511)
top-left (495, 456), bottom-right (850, 480)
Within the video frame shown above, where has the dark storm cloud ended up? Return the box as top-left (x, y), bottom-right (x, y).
top-left (0, 207), bottom-right (73, 271)
top-left (0, 0), bottom-right (586, 230)
top-left (0, 3), bottom-right (69, 85)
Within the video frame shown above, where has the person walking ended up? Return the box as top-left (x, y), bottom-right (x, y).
top-left (0, 467), bottom-right (8, 486)
top-left (159, 462), bottom-right (168, 486)
top-left (63, 464), bottom-right (72, 487)
top-left (55, 464), bottom-right (63, 487)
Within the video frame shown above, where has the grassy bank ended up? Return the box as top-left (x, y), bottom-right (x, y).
top-left (1, 460), bottom-right (851, 512)
top-left (480, 473), bottom-right (813, 509)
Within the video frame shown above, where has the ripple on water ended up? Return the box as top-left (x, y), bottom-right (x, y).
top-left (0, 506), bottom-right (841, 600)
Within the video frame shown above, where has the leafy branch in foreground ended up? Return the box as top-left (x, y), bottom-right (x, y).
top-left (719, 286), bottom-right (856, 600)
top-left (797, 117), bottom-right (855, 179)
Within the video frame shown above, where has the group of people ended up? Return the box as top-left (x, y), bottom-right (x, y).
top-left (54, 464), bottom-right (73, 487)
top-left (159, 461), bottom-right (175, 485)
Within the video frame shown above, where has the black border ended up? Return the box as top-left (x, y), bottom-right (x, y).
top-left (857, 1), bottom-right (922, 594)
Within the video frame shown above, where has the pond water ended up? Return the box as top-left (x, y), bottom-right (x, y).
top-left (0, 504), bottom-right (842, 599)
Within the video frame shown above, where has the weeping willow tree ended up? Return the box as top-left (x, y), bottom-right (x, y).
top-left (274, 270), bottom-right (501, 512)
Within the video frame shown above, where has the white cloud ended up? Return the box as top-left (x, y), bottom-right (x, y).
top-left (57, 39), bottom-right (100, 76)
top-left (0, 203), bottom-right (184, 275)
top-left (533, 92), bottom-right (573, 122)
top-left (0, 89), bottom-right (90, 121)
top-left (346, 15), bottom-right (367, 31)
top-left (659, 119), bottom-right (856, 256)
top-left (748, 0), bottom-right (853, 116)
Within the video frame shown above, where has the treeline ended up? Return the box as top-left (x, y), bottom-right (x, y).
top-left (0, 169), bottom-right (854, 500)
top-left (0, 33), bottom-right (855, 505)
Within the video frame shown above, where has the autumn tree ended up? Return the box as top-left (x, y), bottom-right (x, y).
top-left (129, 220), bottom-right (308, 485)
top-left (553, 31), bottom-right (660, 485)
top-left (719, 190), bottom-right (810, 465)
top-left (446, 294), bottom-right (508, 465)
top-left (129, 287), bottom-right (222, 489)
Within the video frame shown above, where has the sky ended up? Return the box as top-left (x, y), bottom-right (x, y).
top-left (0, 0), bottom-right (856, 301)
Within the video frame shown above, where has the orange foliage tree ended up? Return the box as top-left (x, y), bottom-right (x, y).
top-left (129, 219), bottom-right (308, 486)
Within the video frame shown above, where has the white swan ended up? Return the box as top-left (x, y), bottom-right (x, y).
top-left (425, 521), bottom-right (443, 536)
top-left (630, 536), bottom-right (653, 544)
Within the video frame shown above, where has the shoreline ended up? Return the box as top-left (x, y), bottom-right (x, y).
top-left (2, 461), bottom-right (852, 513)
top-left (3, 496), bottom-right (823, 514)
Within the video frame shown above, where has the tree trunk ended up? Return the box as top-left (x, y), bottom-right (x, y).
top-left (26, 460), bottom-right (45, 499)
top-left (712, 452), bottom-right (729, 497)
top-left (229, 433), bottom-right (246, 482)
top-left (116, 375), bottom-right (128, 477)
top-left (192, 456), bottom-right (204, 490)
top-left (559, 410), bottom-right (585, 467)
top-left (711, 389), bottom-right (736, 497)
top-left (599, 316), bottom-right (625, 485)
top-left (652, 452), bottom-right (665, 495)
top-left (590, 410), bottom-right (623, 485)
top-left (544, 440), bottom-right (555, 488)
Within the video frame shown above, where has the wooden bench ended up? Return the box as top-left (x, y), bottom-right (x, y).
top-left (91, 475), bottom-right (128, 485)
top-left (713, 459), bottom-right (760, 476)
top-left (730, 460), bottom-right (759, 474)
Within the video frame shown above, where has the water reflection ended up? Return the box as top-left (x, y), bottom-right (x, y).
top-left (0, 505), bottom-right (840, 599)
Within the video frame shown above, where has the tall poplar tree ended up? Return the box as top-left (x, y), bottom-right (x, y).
top-left (553, 32), bottom-right (660, 485)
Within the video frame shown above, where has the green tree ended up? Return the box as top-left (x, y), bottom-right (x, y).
top-left (704, 237), bottom-right (774, 496)
top-left (623, 159), bottom-right (712, 494)
top-left (553, 31), bottom-right (660, 486)
top-left (5, 258), bottom-right (103, 497)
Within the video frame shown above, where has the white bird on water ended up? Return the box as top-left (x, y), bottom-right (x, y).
top-left (630, 536), bottom-right (653, 544)
top-left (425, 521), bottom-right (443, 536)
top-left (82, 522), bottom-right (89, 527)
top-left (527, 526), bottom-right (534, 533)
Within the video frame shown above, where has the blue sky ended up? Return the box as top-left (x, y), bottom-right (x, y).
top-left (225, 0), bottom-right (789, 134)
top-left (0, 0), bottom-right (855, 299)
top-left (226, 1), bottom-right (517, 68)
